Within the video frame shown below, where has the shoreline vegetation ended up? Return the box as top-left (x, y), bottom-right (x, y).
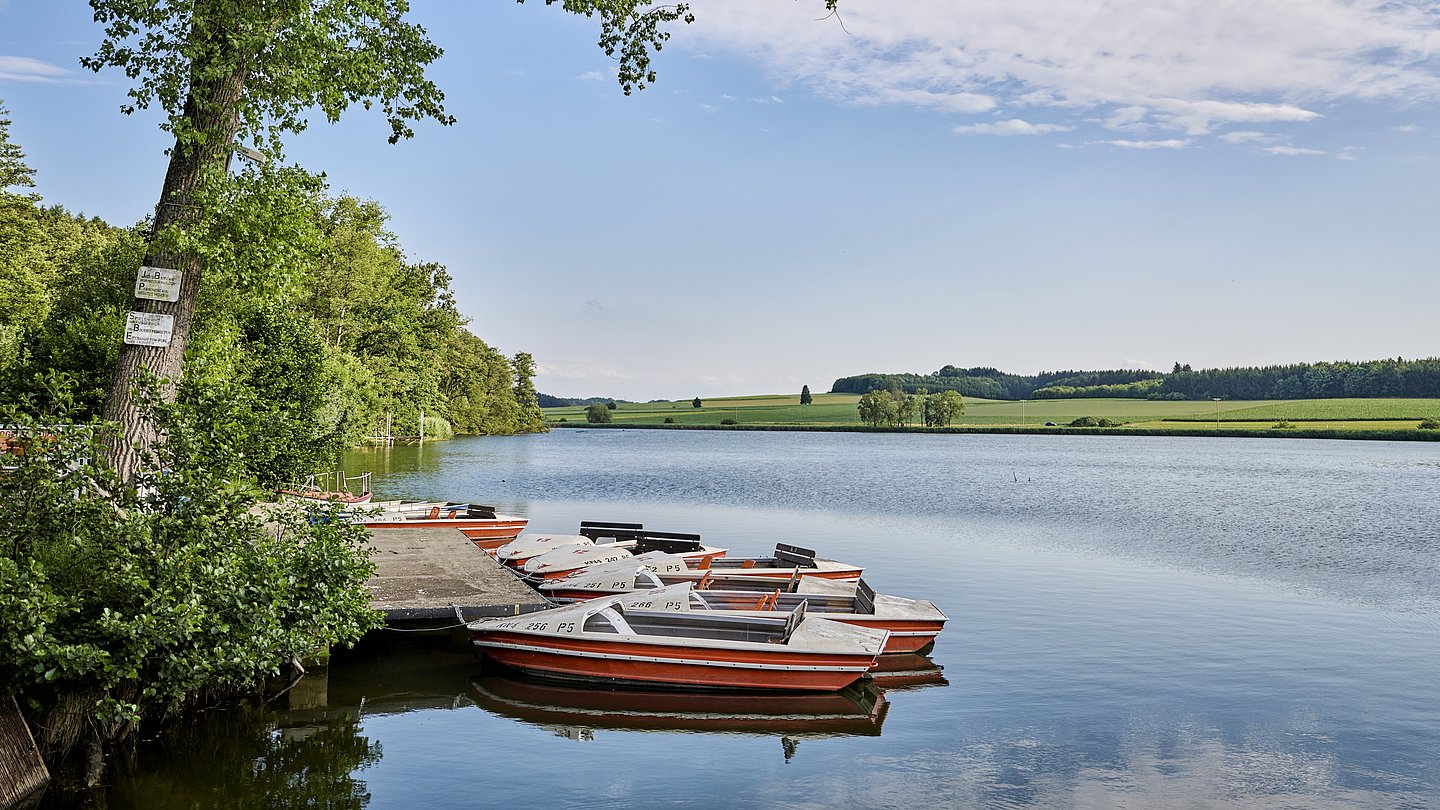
top-left (543, 393), bottom-right (1440, 441)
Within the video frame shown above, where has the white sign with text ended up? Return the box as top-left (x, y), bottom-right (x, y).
top-left (134, 265), bottom-right (182, 302)
top-left (123, 311), bottom-right (174, 347)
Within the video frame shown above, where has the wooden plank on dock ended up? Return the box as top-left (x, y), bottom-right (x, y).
top-left (365, 526), bottom-right (548, 622)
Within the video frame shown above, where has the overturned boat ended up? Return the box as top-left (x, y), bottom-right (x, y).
top-left (357, 501), bottom-right (529, 542)
top-left (469, 584), bottom-right (888, 692)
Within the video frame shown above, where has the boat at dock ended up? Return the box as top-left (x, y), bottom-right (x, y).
top-left (607, 578), bottom-right (947, 655)
top-left (357, 501), bottom-right (528, 542)
top-left (537, 545), bottom-right (864, 601)
top-left (468, 584), bottom-right (889, 692)
top-left (515, 532), bottom-right (728, 580)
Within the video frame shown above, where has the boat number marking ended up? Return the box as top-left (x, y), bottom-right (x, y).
top-left (524, 622), bottom-right (549, 631)
top-left (556, 622), bottom-right (576, 633)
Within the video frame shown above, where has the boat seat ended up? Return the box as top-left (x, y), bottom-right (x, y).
top-left (427, 506), bottom-right (441, 519)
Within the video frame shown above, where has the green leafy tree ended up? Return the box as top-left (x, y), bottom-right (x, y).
top-left (800, 385), bottom-right (812, 405)
top-left (692, 397), bottom-right (702, 408)
top-left (511, 352), bottom-right (546, 433)
top-left (83, 0), bottom-right (455, 480)
top-left (585, 403), bottom-right (612, 423)
top-left (857, 389), bottom-right (895, 427)
top-left (925, 390), bottom-right (965, 427)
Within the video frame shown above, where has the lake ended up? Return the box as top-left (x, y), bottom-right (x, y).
top-left (99, 429), bottom-right (1440, 808)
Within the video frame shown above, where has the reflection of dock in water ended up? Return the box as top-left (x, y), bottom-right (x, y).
top-left (468, 674), bottom-right (890, 738)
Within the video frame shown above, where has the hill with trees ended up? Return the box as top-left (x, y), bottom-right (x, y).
top-left (833, 359), bottom-right (1440, 401)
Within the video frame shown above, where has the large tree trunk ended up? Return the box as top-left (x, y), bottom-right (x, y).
top-left (101, 14), bottom-right (248, 483)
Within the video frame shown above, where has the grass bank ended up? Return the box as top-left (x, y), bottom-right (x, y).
top-left (545, 394), bottom-right (1440, 440)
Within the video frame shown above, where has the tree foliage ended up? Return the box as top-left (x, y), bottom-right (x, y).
top-left (0, 379), bottom-right (381, 768)
top-left (800, 385), bottom-right (812, 405)
top-left (585, 403), bottom-right (612, 423)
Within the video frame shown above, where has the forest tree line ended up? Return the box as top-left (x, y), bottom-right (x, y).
top-left (832, 359), bottom-right (1440, 401)
top-left (0, 104), bottom-right (543, 487)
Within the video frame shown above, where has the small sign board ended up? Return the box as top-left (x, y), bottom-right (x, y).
top-left (134, 265), bottom-right (182, 302)
top-left (123, 311), bottom-right (174, 347)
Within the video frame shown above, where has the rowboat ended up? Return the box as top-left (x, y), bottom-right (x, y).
top-left (686, 543), bottom-right (862, 581)
top-left (517, 533), bottom-right (728, 580)
top-left (468, 673), bottom-right (888, 738)
top-left (469, 584), bottom-right (889, 691)
top-left (537, 547), bottom-right (863, 602)
top-left (608, 579), bottom-right (947, 655)
top-left (357, 501), bottom-right (528, 542)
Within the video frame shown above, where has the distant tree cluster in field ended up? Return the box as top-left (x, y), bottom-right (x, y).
top-left (833, 358), bottom-right (1440, 401)
top-left (857, 388), bottom-right (965, 427)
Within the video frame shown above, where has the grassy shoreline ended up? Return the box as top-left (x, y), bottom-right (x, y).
top-left (551, 421), bottom-right (1440, 441)
top-left (544, 393), bottom-right (1440, 441)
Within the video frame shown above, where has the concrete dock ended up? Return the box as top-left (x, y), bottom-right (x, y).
top-left (365, 527), bottom-right (548, 623)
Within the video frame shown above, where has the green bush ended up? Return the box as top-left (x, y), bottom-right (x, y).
top-left (1067, 416), bottom-right (1123, 428)
top-left (1273, 420), bottom-right (1297, 429)
top-left (1419, 419), bottom-right (1440, 430)
top-left (585, 404), bottom-right (612, 423)
top-left (720, 418), bottom-right (737, 425)
top-left (663, 417), bottom-right (675, 424)
top-left (0, 377), bottom-right (380, 772)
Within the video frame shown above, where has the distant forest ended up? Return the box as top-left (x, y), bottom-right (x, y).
top-left (536, 394), bottom-right (634, 408)
top-left (832, 359), bottom-right (1440, 401)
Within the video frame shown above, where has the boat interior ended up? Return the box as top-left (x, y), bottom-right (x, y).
top-left (582, 601), bottom-right (809, 645)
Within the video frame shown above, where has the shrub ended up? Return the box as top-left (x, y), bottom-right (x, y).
top-left (1273, 420), bottom-right (1296, 429)
top-left (663, 417), bottom-right (675, 424)
top-left (1419, 419), bottom-right (1440, 430)
top-left (585, 404), bottom-right (612, 423)
top-left (605, 401), bottom-right (617, 410)
top-left (720, 418), bottom-right (737, 425)
top-left (1068, 416), bottom-right (1122, 428)
top-left (0, 378), bottom-right (380, 775)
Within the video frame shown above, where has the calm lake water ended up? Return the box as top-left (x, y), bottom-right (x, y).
top-left (98, 429), bottom-right (1439, 808)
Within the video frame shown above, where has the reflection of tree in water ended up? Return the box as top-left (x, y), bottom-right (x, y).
top-left (105, 703), bottom-right (380, 809)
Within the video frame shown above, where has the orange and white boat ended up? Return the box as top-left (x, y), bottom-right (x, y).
top-left (682, 543), bottom-right (861, 581)
top-left (469, 583), bottom-right (888, 692)
top-left (610, 578), bottom-right (947, 655)
top-left (357, 500), bottom-right (528, 542)
top-left (517, 535), bottom-right (728, 581)
top-left (537, 545), bottom-right (863, 601)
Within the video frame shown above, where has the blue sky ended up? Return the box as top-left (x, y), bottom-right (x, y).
top-left (3, 1), bottom-right (1438, 400)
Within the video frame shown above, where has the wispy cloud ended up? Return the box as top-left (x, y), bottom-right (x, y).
top-left (0, 55), bottom-right (81, 83)
top-left (1393, 124), bottom-right (1422, 133)
top-left (680, 2), bottom-right (1440, 140)
top-left (584, 299), bottom-right (608, 313)
top-left (535, 363), bottom-right (635, 382)
top-left (1103, 138), bottom-right (1192, 150)
top-left (953, 118), bottom-right (1074, 136)
top-left (699, 103), bottom-right (719, 114)
top-left (576, 70), bottom-right (607, 82)
top-left (1264, 145), bottom-right (1327, 156)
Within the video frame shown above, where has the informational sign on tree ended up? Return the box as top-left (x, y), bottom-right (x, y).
top-left (133, 265), bottom-right (182, 302)
top-left (123, 311), bottom-right (174, 347)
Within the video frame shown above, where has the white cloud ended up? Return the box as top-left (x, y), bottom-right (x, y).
top-left (953, 119), bottom-right (1074, 136)
top-left (1218, 131), bottom-right (1274, 144)
top-left (0, 55), bottom-right (78, 83)
top-left (1123, 358), bottom-right (1154, 370)
top-left (699, 103), bottom-right (719, 114)
top-left (535, 362), bottom-right (634, 381)
top-left (1103, 138), bottom-right (1192, 149)
top-left (1393, 124), bottom-right (1422, 133)
top-left (1264, 145), bottom-right (1327, 156)
top-left (576, 70), bottom-right (606, 82)
top-left (679, 1), bottom-right (1440, 139)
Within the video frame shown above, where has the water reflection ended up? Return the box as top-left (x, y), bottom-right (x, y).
top-left (468, 671), bottom-right (891, 743)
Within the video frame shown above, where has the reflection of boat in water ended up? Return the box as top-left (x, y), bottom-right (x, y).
top-left (868, 653), bottom-right (949, 689)
top-left (468, 672), bottom-right (889, 737)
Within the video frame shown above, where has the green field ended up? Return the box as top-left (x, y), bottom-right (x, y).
top-left (545, 394), bottom-right (1440, 435)
top-left (1164, 398), bottom-right (1440, 422)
